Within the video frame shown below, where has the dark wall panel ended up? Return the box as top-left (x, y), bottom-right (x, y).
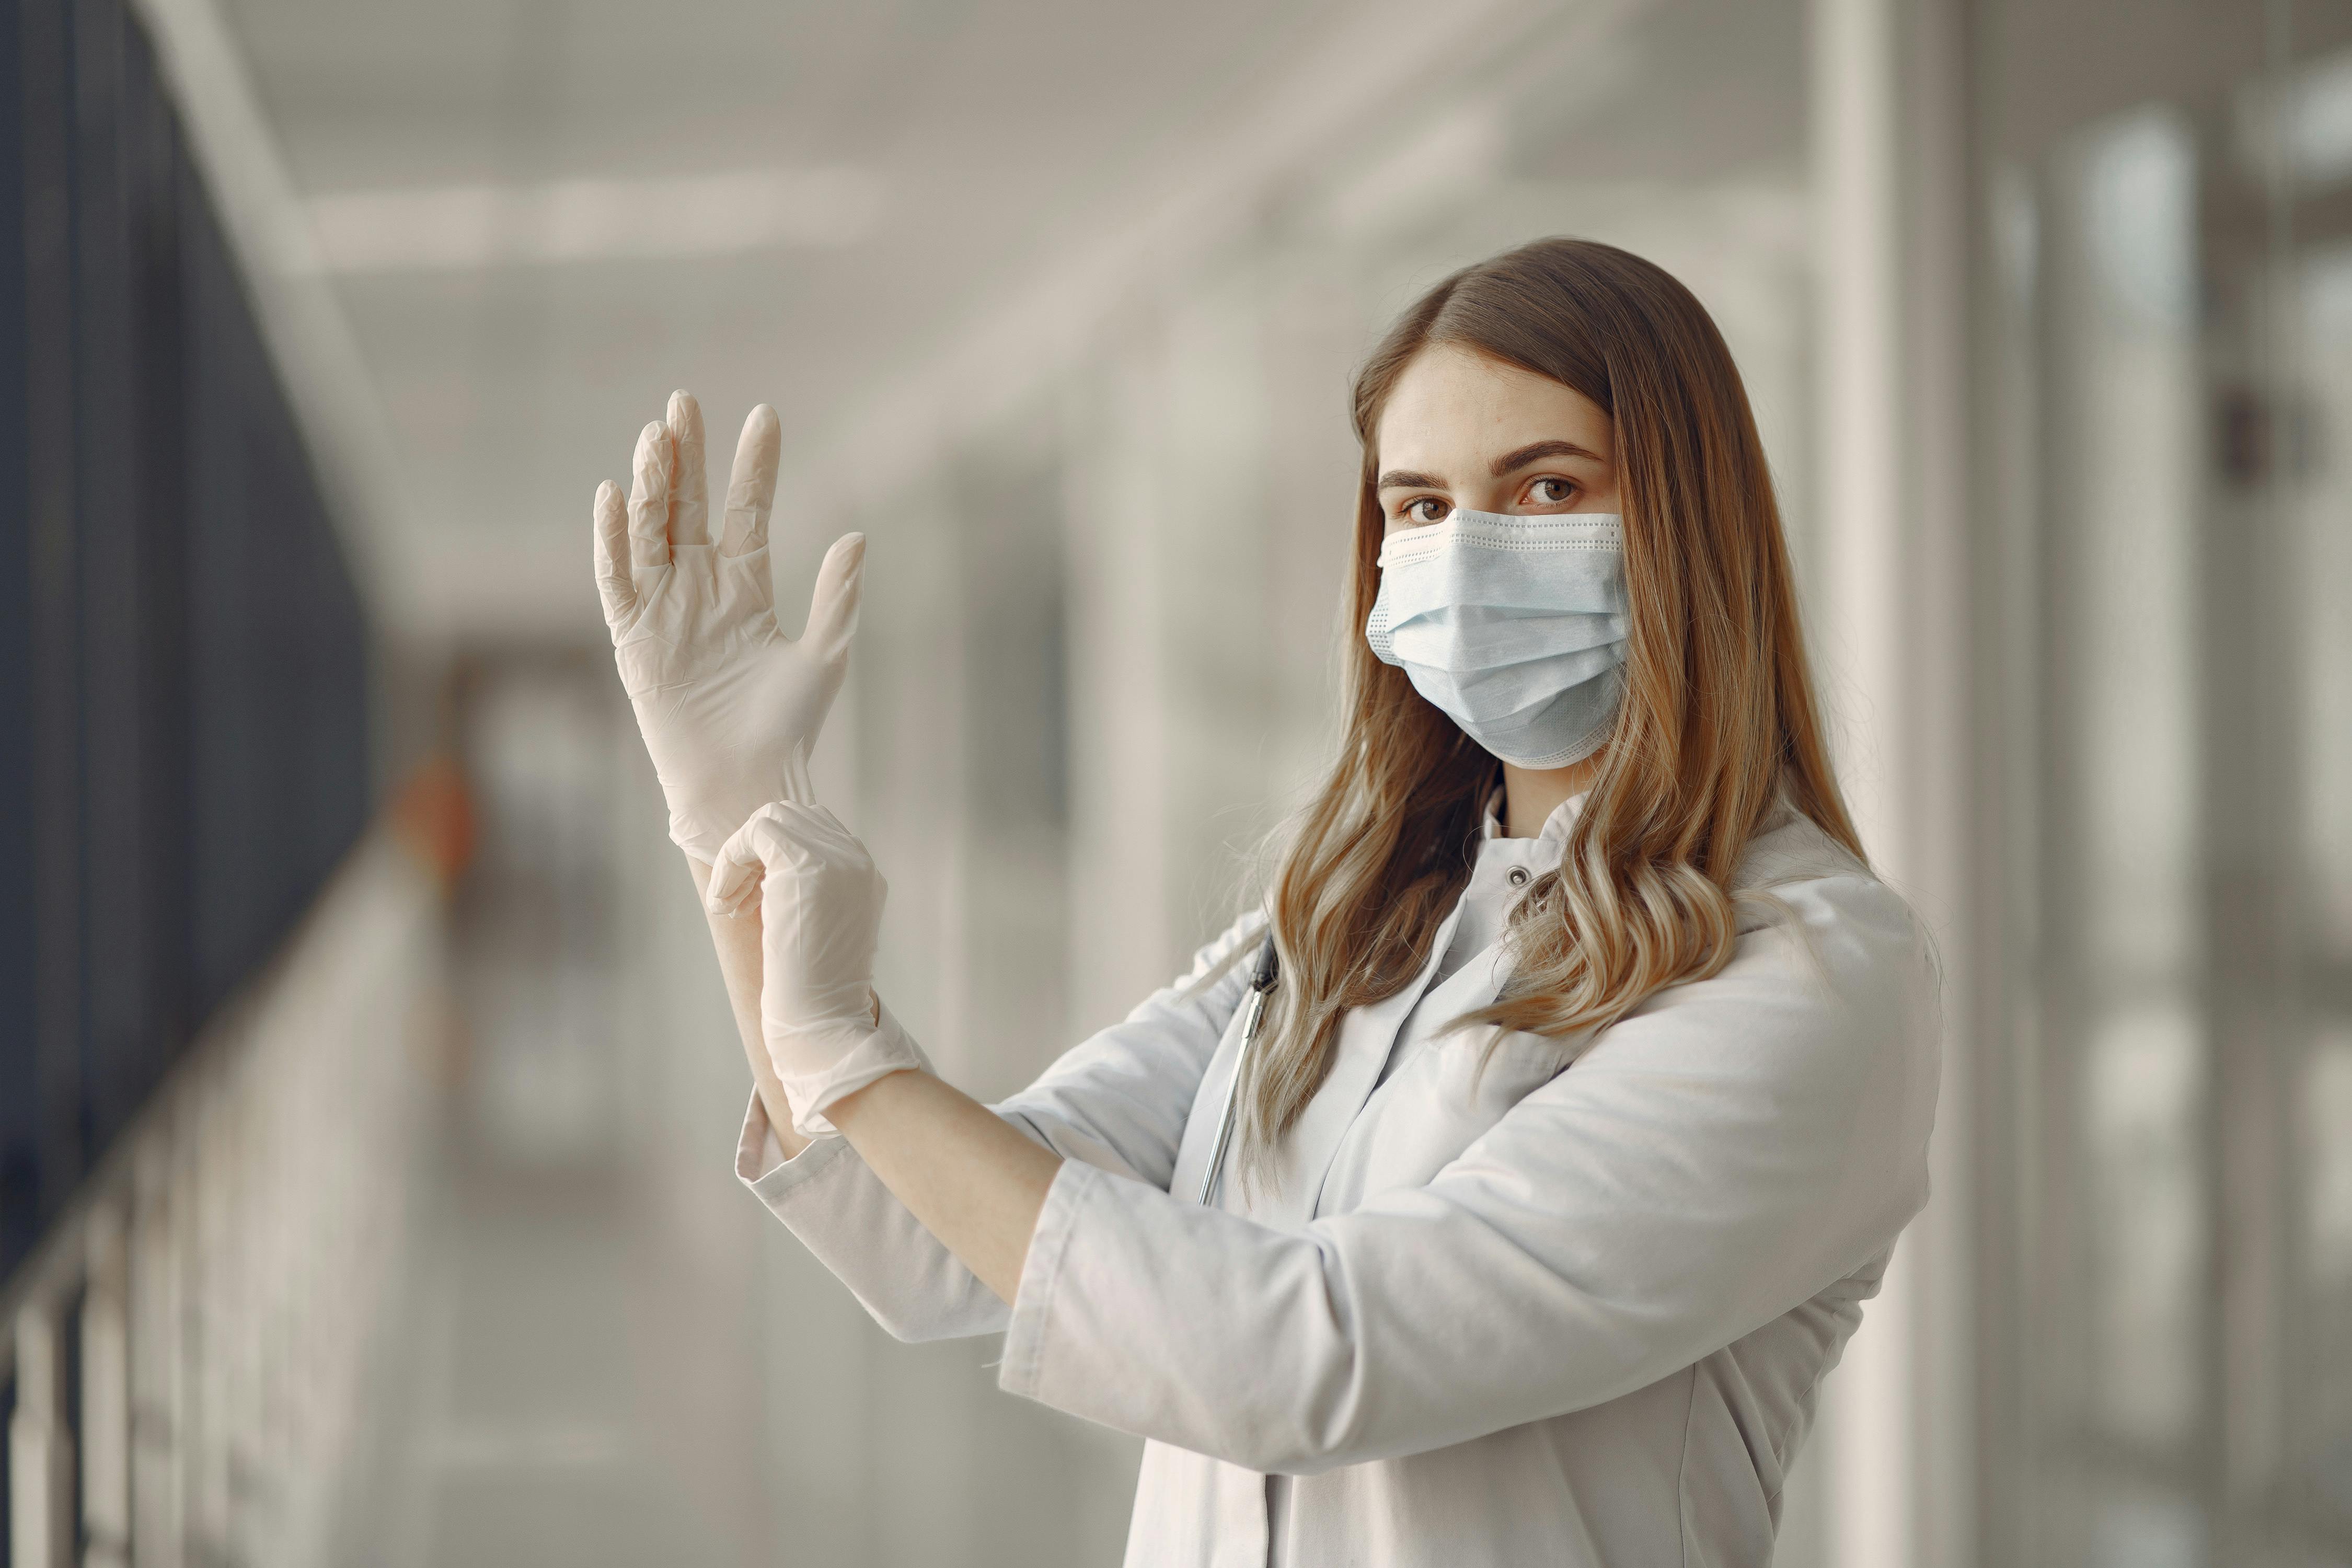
top-left (1, 0), bottom-right (372, 1285)
top-left (0, 0), bottom-right (38, 1278)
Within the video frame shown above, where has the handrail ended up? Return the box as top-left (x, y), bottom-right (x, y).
top-left (4, 831), bottom-right (440, 1568)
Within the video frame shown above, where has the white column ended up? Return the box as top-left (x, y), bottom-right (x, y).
top-left (1810, 0), bottom-right (1975, 1563)
top-left (82, 1206), bottom-right (134, 1568)
top-left (10, 1300), bottom-right (76, 1568)
top-left (1062, 343), bottom-right (1179, 1035)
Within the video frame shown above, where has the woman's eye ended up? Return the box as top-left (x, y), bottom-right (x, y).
top-left (1402, 497), bottom-right (1450, 524)
top-left (1525, 477), bottom-right (1577, 506)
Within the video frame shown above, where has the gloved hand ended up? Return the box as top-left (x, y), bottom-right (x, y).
top-left (593, 390), bottom-right (864, 864)
top-left (705, 800), bottom-right (927, 1137)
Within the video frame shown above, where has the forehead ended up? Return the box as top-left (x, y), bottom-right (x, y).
top-left (1373, 342), bottom-right (1610, 466)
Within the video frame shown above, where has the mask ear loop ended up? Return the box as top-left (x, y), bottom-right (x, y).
top-left (1195, 933), bottom-right (1281, 1207)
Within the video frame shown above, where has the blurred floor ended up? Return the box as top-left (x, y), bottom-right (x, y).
top-left (338, 1143), bottom-right (759, 1568)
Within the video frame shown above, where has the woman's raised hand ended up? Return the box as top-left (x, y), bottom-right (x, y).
top-left (593, 390), bottom-right (864, 863)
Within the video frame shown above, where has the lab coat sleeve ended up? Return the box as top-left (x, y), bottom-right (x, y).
top-left (736, 912), bottom-right (1263, 1343)
top-left (737, 1096), bottom-right (1013, 1341)
top-left (995, 875), bottom-right (1942, 1474)
top-left (991, 910), bottom-right (1264, 1185)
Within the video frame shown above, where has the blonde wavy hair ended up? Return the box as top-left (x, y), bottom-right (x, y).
top-left (1240, 237), bottom-right (1863, 1170)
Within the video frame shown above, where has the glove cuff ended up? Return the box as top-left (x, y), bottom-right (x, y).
top-left (773, 1001), bottom-right (931, 1139)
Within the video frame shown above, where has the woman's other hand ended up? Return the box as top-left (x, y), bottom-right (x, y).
top-left (705, 801), bottom-right (922, 1136)
top-left (592, 390), bottom-right (865, 864)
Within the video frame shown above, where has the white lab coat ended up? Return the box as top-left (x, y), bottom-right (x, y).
top-left (736, 796), bottom-right (1940, 1567)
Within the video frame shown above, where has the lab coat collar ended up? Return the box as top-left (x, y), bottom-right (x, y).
top-left (1261, 791), bottom-right (1595, 1226)
top-left (1291, 893), bottom-right (1529, 1224)
top-left (1479, 787), bottom-right (1586, 847)
top-left (1248, 793), bottom-right (1852, 1226)
top-left (1253, 898), bottom-right (1468, 1229)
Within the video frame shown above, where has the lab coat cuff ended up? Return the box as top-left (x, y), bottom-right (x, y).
top-left (777, 1001), bottom-right (933, 1139)
top-left (997, 1158), bottom-right (1103, 1403)
top-left (735, 1091), bottom-right (857, 1198)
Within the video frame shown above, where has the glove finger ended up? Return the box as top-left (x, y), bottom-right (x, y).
top-left (592, 481), bottom-right (633, 629)
top-left (798, 532), bottom-right (865, 661)
top-left (703, 817), bottom-right (770, 916)
top-left (627, 422), bottom-right (673, 570)
top-left (666, 390), bottom-right (711, 548)
top-left (721, 405), bottom-right (780, 560)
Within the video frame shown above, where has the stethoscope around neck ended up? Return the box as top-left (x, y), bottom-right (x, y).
top-left (1195, 932), bottom-right (1282, 1207)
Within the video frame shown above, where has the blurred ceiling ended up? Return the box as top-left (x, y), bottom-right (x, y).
top-left (213, 0), bottom-right (1385, 637)
top-left (200, 0), bottom-right (1798, 642)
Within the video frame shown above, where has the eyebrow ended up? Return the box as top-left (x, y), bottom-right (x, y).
top-left (1374, 440), bottom-right (1605, 491)
top-left (1490, 440), bottom-right (1602, 475)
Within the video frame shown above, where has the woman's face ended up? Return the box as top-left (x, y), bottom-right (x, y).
top-left (1372, 343), bottom-right (1620, 536)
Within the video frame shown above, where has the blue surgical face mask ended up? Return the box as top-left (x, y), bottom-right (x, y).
top-left (1365, 510), bottom-right (1628, 768)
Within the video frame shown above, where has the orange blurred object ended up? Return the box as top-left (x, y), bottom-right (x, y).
top-left (389, 753), bottom-right (478, 891)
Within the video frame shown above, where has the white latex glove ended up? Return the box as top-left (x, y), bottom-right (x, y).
top-left (593, 390), bottom-right (864, 864)
top-left (706, 801), bottom-right (927, 1137)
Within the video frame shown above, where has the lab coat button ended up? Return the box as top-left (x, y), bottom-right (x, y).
top-left (1507, 866), bottom-right (1530, 887)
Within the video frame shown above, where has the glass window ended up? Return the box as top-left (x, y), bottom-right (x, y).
top-left (1979, 4), bottom-right (2352, 1563)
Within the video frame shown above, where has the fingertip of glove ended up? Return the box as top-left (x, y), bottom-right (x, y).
top-left (702, 859), bottom-right (753, 917)
top-left (823, 534), bottom-right (867, 588)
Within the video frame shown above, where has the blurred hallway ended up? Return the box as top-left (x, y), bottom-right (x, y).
top-left (327, 661), bottom-right (774, 1568)
top-left (321, 659), bottom-right (1145, 1567)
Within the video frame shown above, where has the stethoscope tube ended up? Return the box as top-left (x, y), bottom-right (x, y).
top-left (1195, 932), bottom-right (1281, 1207)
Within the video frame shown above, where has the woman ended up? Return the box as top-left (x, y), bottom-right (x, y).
top-left (590, 238), bottom-right (1939, 1567)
